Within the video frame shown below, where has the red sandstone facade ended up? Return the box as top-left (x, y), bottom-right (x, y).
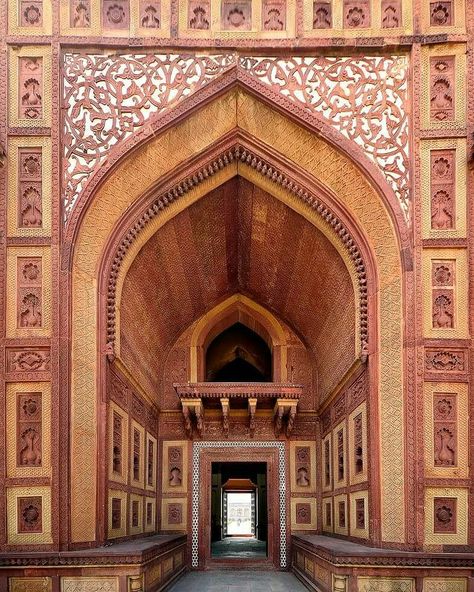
top-left (0, 0), bottom-right (473, 590)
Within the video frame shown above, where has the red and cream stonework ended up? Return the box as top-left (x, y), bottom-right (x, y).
top-left (0, 0), bottom-right (473, 590)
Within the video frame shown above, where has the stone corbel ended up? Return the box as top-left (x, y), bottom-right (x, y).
top-left (221, 397), bottom-right (229, 438)
top-left (248, 397), bottom-right (257, 437)
top-left (181, 398), bottom-right (204, 439)
top-left (273, 399), bottom-right (298, 438)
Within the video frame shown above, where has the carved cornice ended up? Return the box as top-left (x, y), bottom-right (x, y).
top-left (105, 144), bottom-right (370, 362)
top-left (174, 382), bottom-right (303, 399)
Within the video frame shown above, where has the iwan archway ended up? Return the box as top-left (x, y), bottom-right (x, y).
top-left (66, 85), bottom-right (407, 557)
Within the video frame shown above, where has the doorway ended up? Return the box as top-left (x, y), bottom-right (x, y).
top-left (211, 462), bottom-right (267, 560)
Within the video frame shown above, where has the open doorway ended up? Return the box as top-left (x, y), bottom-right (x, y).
top-left (211, 462), bottom-right (267, 560)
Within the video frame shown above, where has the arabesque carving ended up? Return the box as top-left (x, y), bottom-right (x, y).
top-left (63, 54), bottom-right (409, 222)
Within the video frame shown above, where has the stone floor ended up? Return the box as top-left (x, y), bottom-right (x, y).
top-left (211, 537), bottom-right (267, 559)
top-left (168, 570), bottom-right (309, 591)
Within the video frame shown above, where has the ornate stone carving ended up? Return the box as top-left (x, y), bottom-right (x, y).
top-left (102, 0), bottom-right (130, 28)
top-left (168, 446), bottom-right (183, 488)
top-left (324, 439), bottom-right (331, 487)
top-left (188, 0), bottom-right (210, 29)
top-left (312, 1), bottom-right (331, 28)
top-left (434, 497), bottom-right (456, 533)
top-left (112, 411), bottom-right (122, 475)
top-left (262, 0), bottom-right (285, 30)
top-left (20, 0), bottom-right (43, 26)
top-left (337, 429), bottom-right (344, 481)
top-left (70, 0), bottom-right (91, 27)
top-left (111, 498), bottom-right (121, 529)
top-left (131, 500), bottom-right (139, 527)
top-left (147, 439), bottom-right (154, 486)
top-left (146, 501), bottom-right (153, 525)
top-left (18, 496), bottom-right (42, 532)
top-left (17, 393), bottom-right (42, 467)
top-left (140, 0), bottom-right (161, 27)
top-left (434, 393), bottom-right (456, 466)
top-left (295, 446), bottom-right (310, 487)
top-left (168, 503), bottom-right (183, 524)
top-left (296, 503), bottom-right (311, 525)
top-left (381, 0), bottom-right (400, 28)
top-left (430, 57), bottom-right (454, 122)
top-left (221, 0), bottom-right (251, 29)
top-left (7, 348), bottom-right (50, 374)
top-left (355, 497), bottom-right (365, 529)
top-left (430, 150), bottom-right (455, 231)
top-left (432, 291), bottom-right (454, 329)
top-left (19, 57), bottom-right (43, 120)
top-left (425, 349), bottom-right (465, 373)
top-left (63, 54), bottom-right (409, 222)
top-left (333, 395), bottom-right (346, 424)
top-left (324, 501), bottom-right (332, 527)
top-left (18, 258), bottom-right (42, 328)
top-left (338, 500), bottom-right (346, 527)
top-left (354, 412), bottom-right (363, 474)
top-left (432, 262), bottom-right (453, 286)
top-left (19, 148), bottom-right (42, 228)
top-left (132, 428), bottom-right (141, 480)
top-left (343, 1), bottom-right (370, 28)
top-left (430, 1), bottom-right (453, 26)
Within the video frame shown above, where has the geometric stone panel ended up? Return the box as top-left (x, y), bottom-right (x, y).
top-left (9, 578), bottom-right (52, 592)
top-left (60, 578), bottom-right (119, 592)
top-left (423, 579), bottom-right (467, 592)
top-left (358, 578), bottom-right (415, 592)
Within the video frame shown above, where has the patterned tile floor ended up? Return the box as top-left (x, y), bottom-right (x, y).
top-left (167, 570), bottom-right (309, 591)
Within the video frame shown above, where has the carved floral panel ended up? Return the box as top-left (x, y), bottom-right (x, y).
top-left (18, 148), bottom-right (42, 228)
top-left (430, 57), bottom-right (455, 123)
top-left (221, 0), bottom-right (251, 29)
top-left (102, 0), bottom-right (130, 28)
top-left (70, 0), bottom-right (91, 27)
top-left (19, 57), bottom-right (43, 120)
top-left (430, 1), bottom-right (453, 26)
top-left (381, 0), bottom-right (401, 28)
top-left (262, 0), bottom-right (285, 30)
top-left (295, 503), bottom-right (311, 524)
top-left (343, 0), bottom-right (370, 28)
top-left (433, 393), bottom-right (457, 467)
top-left (434, 497), bottom-right (456, 533)
top-left (63, 54), bottom-right (409, 222)
top-left (312, 1), bottom-right (331, 28)
top-left (20, 0), bottom-right (43, 26)
top-left (188, 0), bottom-right (211, 29)
top-left (18, 496), bottom-right (42, 533)
top-left (140, 0), bottom-right (161, 27)
top-left (430, 150), bottom-right (455, 230)
top-left (17, 257), bottom-right (42, 329)
top-left (17, 393), bottom-right (42, 467)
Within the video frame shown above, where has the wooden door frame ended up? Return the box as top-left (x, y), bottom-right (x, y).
top-left (191, 442), bottom-right (288, 570)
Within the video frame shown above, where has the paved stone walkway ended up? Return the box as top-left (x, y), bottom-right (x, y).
top-left (168, 570), bottom-right (308, 591)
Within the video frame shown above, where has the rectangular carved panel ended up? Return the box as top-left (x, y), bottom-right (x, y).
top-left (140, 0), bottom-right (161, 27)
top-left (430, 57), bottom-right (454, 123)
top-left (70, 0), bottom-right (91, 27)
top-left (312, 1), bottom-right (331, 28)
top-left (18, 57), bottom-right (43, 120)
top-left (147, 438), bottom-right (154, 486)
top-left (433, 393), bottom-right (456, 467)
top-left (430, 1), bottom-right (453, 26)
top-left (430, 149), bottom-right (455, 230)
top-left (17, 257), bottom-right (42, 329)
top-left (338, 500), bottom-right (346, 527)
top-left (133, 427), bottom-right (141, 481)
top-left (20, 0), bottom-right (43, 26)
top-left (17, 393), bottom-right (42, 467)
top-left (102, 0), bottom-right (130, 28)
top-left (112, 411), bottom-right (123, 476)
top-left (188, 0), bottom-right (210, 29)
top-left (18, 147), bottom-right (42, 228)
top-left (355, 497), bottom-right (365, 529)
top-left (434, 497), bottom-right (456, 533)
top-left (425, 348), bottom-right (466, 374)
top-left (381, 0), bottom-right (401, 28)
top-left (262, 0), bottom-right (285, 30)
top-left (343, 0), bottom-right (370, 28)
top-left (9, 578), bottom-right (52, 592)
top-left (18, 495), bottom-right (42, 533)
top-left (6, 348), bottom-right (50, 377)
top-left (111, 497), bottom-right (122, 529)
top-left (221, 0), bottom-right (251, 29)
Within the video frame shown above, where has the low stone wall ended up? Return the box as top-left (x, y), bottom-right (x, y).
top-left (1, 534), bottom-right (187, 592)
top-left (292, 535), bottom-right (474, 592)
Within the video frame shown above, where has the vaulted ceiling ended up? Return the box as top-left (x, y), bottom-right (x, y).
top-left (120, 177), bottom-right (355, 401)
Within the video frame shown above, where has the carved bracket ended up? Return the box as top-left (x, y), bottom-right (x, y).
top-left (273, 398), bottom-right (298, 438)
top-left (248, 397), bottom-right (257, 438)
top-left (221, 397), bottom-right (229, 438)
top-left (181, 398), bottom-right (204, 439)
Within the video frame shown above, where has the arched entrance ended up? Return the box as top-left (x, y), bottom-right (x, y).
top-left (65, 86), bottom-right (406, 556)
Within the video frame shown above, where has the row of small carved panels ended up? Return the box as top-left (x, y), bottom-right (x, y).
top-left (109, 490), bottom-right (156, 536)
top-left (321, 492), bottom-right (368, 536)
top-left (15, 0), bottom-right (460, 31)
top-left (320, 370), bottom-right (367, 435)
